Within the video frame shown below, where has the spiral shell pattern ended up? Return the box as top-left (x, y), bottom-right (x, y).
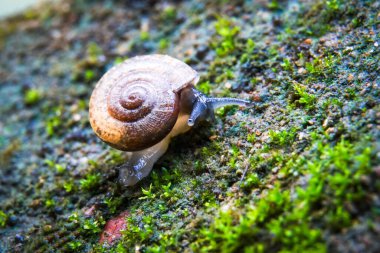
top-left (89, 54), bottom-right (199, 151)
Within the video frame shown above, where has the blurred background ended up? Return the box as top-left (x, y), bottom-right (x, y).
top-left (0, 0), bottom-right (40, 19)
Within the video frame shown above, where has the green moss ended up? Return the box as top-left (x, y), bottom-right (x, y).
top-left (140, 31), bottom-right (150, 41)
top-left (0, 210), bottom-right (8, 227)
top-left (80, 173), bottom-right (101, 191)
top-left (213, 17), bottom-right (240, 57)
top-left (269, 127), bottom-right (298, 146)
top-left (246, 133), bottom-right (256, 143)
top-left (104, 197), bottom-right (122, 214)
top-left (227, 145), bottom-right (241, 169)
top-left (24, 89), bottom-right (42, 105)
top-left (197, 81), bottom-right (212, 95)
top-left (193, 136), bottom-right (374, 252)
top-left (292, 83), bottom-right (317, 109)
top-left (68, 241), bottom-right (83, 251)
top-left (62, 180), bottom-right (75, 193)
top-left (298, 0), bottom-right (346, 37)
top-left (44, 106), bottom-right (65, 137)
top-left (1, 0), bottom-right (379, 252)
top-left (82, 217), bottom-right (104, 234)
top-left (84, 69), bottom-right (96, 82)
top-left (268, 0), bottom-right (282, 11)
top-left (241, 173), bottom-right (260, 190)
top-left (113, 56), bottom-right (128, 65)
top-left (158, 38), bottom-right (170, 51)
top-left (55, 164), bottom-right (66, 174)
top-left (44, 198), bottom-right (56, 209)
top-left (86, 42), bottom-right (103, 62)
top-left (305, 54), bottom-right (336, 80)
top-left (140, 184), bottom-right (157, 200)
top-left (281, 58), bottom-right (294, 72)
top-left (161, 6), bottom-right (177, 21)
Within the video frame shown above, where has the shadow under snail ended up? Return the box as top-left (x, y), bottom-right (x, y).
top-left (89, 54), bottom-right (250, 186)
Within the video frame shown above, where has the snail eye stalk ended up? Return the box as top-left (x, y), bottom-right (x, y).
top-left (188, 88), bottom-right (251, 126)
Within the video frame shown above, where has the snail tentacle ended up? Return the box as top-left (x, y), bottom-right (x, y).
top-left (207, 97), bottom-right (251, 110)
top-left (187, 88), bottom-right (251, 126)
top-left (188, 89), bottom-right (208, 126)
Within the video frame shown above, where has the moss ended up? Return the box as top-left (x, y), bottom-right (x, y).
top-left (24, 89), bottom-right (42, 105)
top-left (45, 107), bottom-right (64, 137)
top-left (305, 54), bottom-right (337, 80)
top-left (140, 31), bottom-right (150, 42)
top-left (197, 81), bottom-right (212, 95)
top-left (62, 180), bottom-right (75, 193)
top-left (80, 173), bottom-right (102, 191)
top-left (158, 38), bottom-right (170, 52)
top-left (86, 42), bottom-right (104, 62)
top-left (246, 133), bottom-right (256, 143)
top-left (193, 136), bottom-right (375, 252)
top-left (292, 82), bottom-right (317, 110)
top-left (298, 0), bottom-right (346, 37)
top-left (44, 198), bottom-right (56, 209)
top-left (0, 210), bottom-right (8, 228)
top-left (160, 6), bottom-right (177, 21)
top-left (267, 0), bottom-right (282, 11)
top-left (269, 127), bottom-right (298, 146)
top-left (281, 58), bottom-right (294, 72)
top-left (1, 0), bottom-right (379, 252)
top-left (212, 17), bottom-right (240, 57)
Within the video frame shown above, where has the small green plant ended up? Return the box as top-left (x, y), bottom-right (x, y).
top-left (326, 0), bottom-right (342, 11)
top-left (45, 198), bottom-right (56, 208)
top-left (55, 164), bottom-right (66, 174)
top-left (0, 210), bottom-right (8, 227)
top-left (227, 145), bottom-right (240, 169)
top-left (140, 31), bottom-right (150, 41)
top-left (160, 182), bottom-right (172, 199)
top-left (269, 127), bottom-right (297, 146)
top-left (305, 54), bottom-right (336, 78)
top-left (84, 69), bottom-right (96, 82)
top-left (241, 173), bottom-right (260, 190)
top-left (158, 38), bottom-right (170, 51)
top-left (68, 212), bottom-right (80, 223)
top-left (45, 107), bottom-right (63, 137)
top-left (24, 89), bottom-right (41, 105)
top-left (82, 217), bottom-right (104, 234)
top-left (140, 184), bottom-right (156, 200)
top-left (268, 0), bottom-right (281, 11)
top-left (80, 173), bottom-right (101, 191)
top-left (63, 180), bottom-right (75, 193)
top-left (121, 215), bottom-right (155, 245)
top-left (86, 42), bottom-right (103, 63)
top-left (104, 197), bottom-right (122, 213)
top-left (197, 81), bottom-right (212, 95)
top-left (113, 56), bottom-right (128, 66)
top-left (240, 39), bottom-right (255, 63)
top-left (161, 6), bottom-right (176, 21)
top-left (247, 133), bottom-right (256, 143)
top-left (281, 58), bottom-right (294, 72)
top-left (213, 17), bottom-right (240, 56)
top-left (68, 240), bottom-right (83, 250)
top-left (293, 83), bottom-right (316, 109)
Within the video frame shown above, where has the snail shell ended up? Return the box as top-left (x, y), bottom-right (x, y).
top-left (89, 55), bottom-right (199, 151)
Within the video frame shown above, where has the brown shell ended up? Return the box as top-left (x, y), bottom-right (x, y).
top-left (89, 54), bottom-right (199, 151)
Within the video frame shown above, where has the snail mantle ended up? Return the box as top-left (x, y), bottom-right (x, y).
top-left (89, 54), bottom-right (250, 186)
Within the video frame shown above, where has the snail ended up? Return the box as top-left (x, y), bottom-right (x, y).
top-left (89, 54), bottom-right (250, 186)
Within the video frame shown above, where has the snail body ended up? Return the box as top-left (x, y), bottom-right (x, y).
top-left (89, 54), bottom-right (250, 186)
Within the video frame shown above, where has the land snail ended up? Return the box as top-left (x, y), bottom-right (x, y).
top-left (89, 54), bottom-right (251, 186)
